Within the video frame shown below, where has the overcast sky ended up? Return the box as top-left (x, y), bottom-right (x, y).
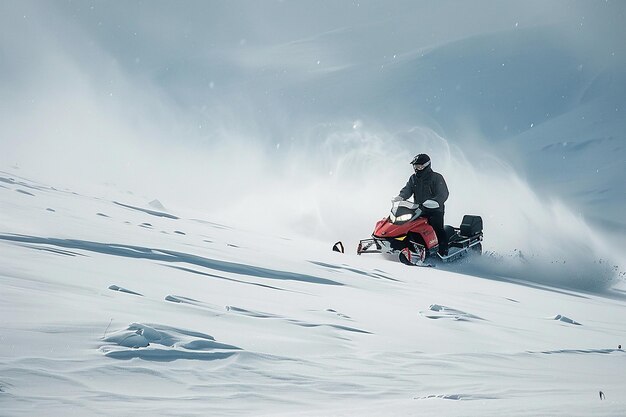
top-left (2, 1), bottom-right (624, 112)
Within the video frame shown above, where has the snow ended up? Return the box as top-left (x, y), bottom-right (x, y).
top-left (1, 171), bottom-right (624, 416)
top-left (1, 1), bottom-right (626, 416)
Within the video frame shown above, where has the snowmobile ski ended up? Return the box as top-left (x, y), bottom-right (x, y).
top-left (399, 247), bottom-right (433, 267)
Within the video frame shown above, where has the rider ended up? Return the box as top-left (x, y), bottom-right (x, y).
top-left (393, 154), bottom-right (449, 256)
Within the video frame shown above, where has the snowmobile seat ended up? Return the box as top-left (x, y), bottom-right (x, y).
top-left (460, 215), bottom-right (483, 237)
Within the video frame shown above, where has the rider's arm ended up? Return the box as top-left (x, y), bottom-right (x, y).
top-left (398, 176), bottom-right (414, 200)
top-left (432, 174), bottom-right (449, 206)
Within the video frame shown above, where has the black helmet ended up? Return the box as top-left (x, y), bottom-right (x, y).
top-left (410, 153), bottom-right (431, 166)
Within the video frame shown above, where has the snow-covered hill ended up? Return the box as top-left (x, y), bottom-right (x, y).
top-left (1, 171), bottom-right (625, 416)
top-left (1, 1), bottom-right (625, 415)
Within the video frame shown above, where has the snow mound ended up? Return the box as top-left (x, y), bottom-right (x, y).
top-left (548, 314), bottom-right (581, 325)
top-left (148, 199), bottom-right (166, 210)
top-left (108, 285), bottom-right (143, 296)
top-left (114, 201), bottom-right (179, 219)
top-left (164, 294), bottom-right (223, 315)
top-left (101, 323), bottom-right (241, 361)
top-left (16, 189), bottom-right (35, 196)
top-left (421, 304), bottom-right (484, 321)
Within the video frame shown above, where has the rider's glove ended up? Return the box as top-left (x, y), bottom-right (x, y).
top-left (422, 199), bottom-right (440, 209)
top-left (391, 195), bottom-right (403, 203)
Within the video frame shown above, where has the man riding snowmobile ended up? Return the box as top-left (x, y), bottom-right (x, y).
top-left (393, 153), bottom-right (449, 256)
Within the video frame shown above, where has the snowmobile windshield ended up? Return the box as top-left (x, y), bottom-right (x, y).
top-left (389, 201), bottom-right (421, 225)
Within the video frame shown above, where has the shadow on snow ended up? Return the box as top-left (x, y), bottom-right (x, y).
top-left (0, 234), bottom-right (342, 286)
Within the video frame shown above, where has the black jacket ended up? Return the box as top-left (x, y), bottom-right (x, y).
top-left (398, 167), bottom-right (449, 211)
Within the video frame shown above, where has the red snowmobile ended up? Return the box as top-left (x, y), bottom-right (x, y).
top-left (356, 200), bottom-right (483, 266)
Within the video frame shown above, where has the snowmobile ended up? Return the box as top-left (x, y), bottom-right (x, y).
top-left (355, 200), bottom-right (483, 266)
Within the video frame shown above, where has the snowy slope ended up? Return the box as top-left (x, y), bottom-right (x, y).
top-left (1, 2), bottom-right (626, 415)
top-left (1, 171), bottom-right (625, 416)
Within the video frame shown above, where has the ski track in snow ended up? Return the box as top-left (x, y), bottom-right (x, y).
top-left (224, 305), bottom-right (372, 334)
top-left (308, 261), bottom-right (398, 281)
top-left (414, 393), bottom-right (499, 401)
